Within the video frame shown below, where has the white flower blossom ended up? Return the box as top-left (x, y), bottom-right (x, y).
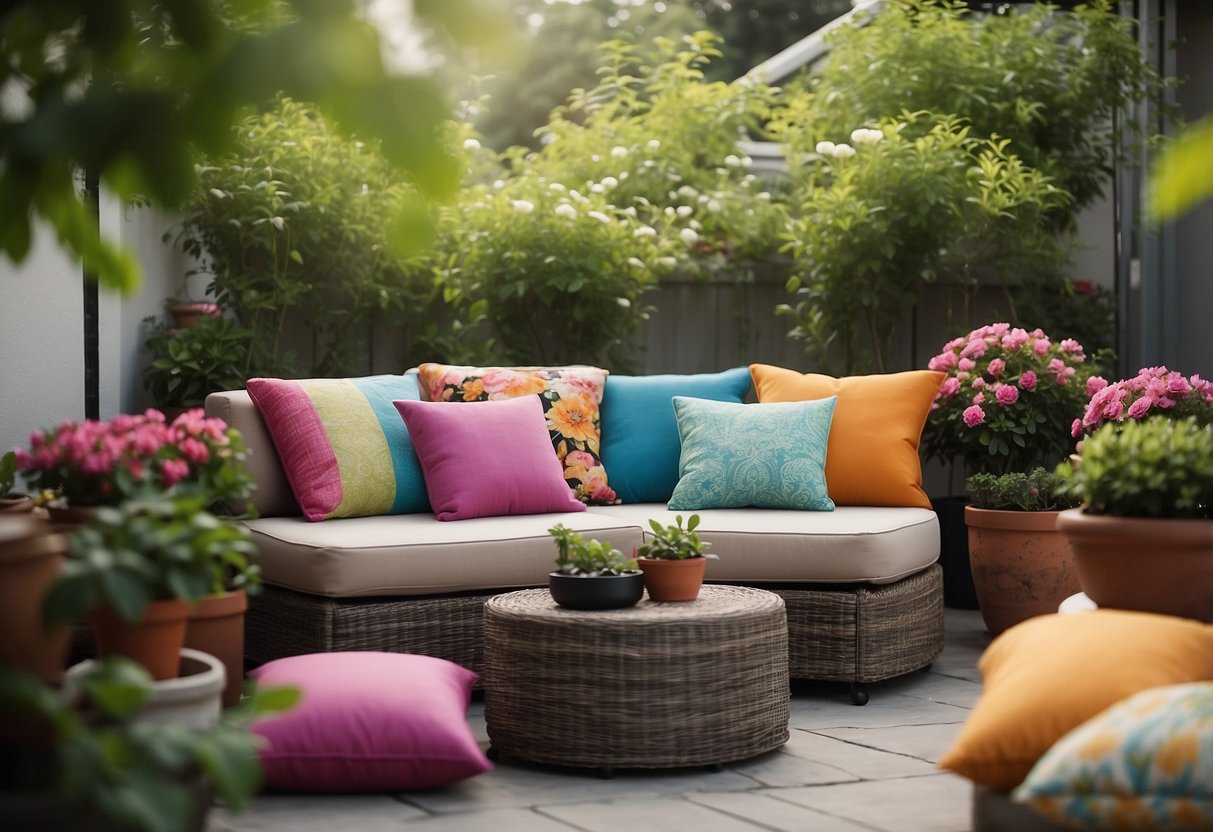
top-left (626, 258), bottom-right (644, 269)
top-left (616, 296), bottom-right (633, 307)
top-left (493, 179), bottom-right (506, 189)
top-left (622, 206), bottom-right (637, 217)
top-left (756, 192), bottom-right (771, 201)
top-left (549, 183), bottom-right (566, 192)
top-left (714, 168), bottom-right (727, 176)
top-left (512, 199), bottom-right (535, 213)
top-left (647, 139), bottom-right (661, 150)
top-left (677, 185), bottom-right (698, 199)
top-left (634, 225), bottom-right (657, 238)
top-left (619, 171), bottom-right (629, 180)
top-left (643, 160), bottom-right (656, 168)
top-left (554, 203), bottom-right (577, 219)
top-left (815, 141), bottom-right (836, 156)
top-left (656, 256), bottom-right (677, 269)
top-left (706, 199), bottom-right (722, 213)
top-left (679, 228), bottom-right (700, 246)
top-left (850, 127), bottom-right (884, 145)
top-left (832, 143), bottom-right (856, 158)
top-left (590, 184), bottom-right (606, 194)
top-left (591, 154), bottom-right (600, 162)
top-left (697, 194), bottom-right (710, 204)
top-left (611, 145), bottom-right (629, 158)
top-left (463, 138), bottom-right (481, 151)
top-left (587, 210), bottom-right (612, 224)
top-left (690, 219), bottom-right (702, 230)
top-left (664, 206), bottom-right (676, 217)
top-left (676, 205), bottom-right (693, 218)
top-left (600, 176), bottom-right (618, 189)
top-left (724, 154), bottom-right (741, 167)
top-left (741, 156), bottom-right (753, 168)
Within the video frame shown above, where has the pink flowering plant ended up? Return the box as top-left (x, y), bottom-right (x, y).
top-left (1071, 366), bottom-right (1213, 440)
top-left (14, 409), bottom-right (254, 511)
top-left (922, 323), bottom-right (1097, 476)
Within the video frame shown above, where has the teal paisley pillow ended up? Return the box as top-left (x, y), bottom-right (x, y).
top-left (668, 396), bottom-right (837, 511)
top-left (1014, 682), bottom-right (1213, 830)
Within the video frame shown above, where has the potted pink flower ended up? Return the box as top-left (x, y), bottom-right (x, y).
top-left (1070, 366), bottom-right (1213, 440)
top-left (922, 323), bottom-right (1099, 635)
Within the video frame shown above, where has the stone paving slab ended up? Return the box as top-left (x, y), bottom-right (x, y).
top-left (539, 795), bottom-right (775, 831)
top-left (688, 791), bottom-right (877, 831)
top-left (812, 721), bottom-right (967, 765)
top-left (775, 773), bottom-right (974, 832)
top-left (208, 795), bottom-right (428, 831)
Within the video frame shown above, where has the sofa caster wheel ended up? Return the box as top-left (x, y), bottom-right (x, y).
top-left (849, 685), bottom-right (869, 706)
top-left (706, 763), bottom-right (723, 772)
top-left (599, 767), bottom-right (614, 780)
top-left (486, 746), bottom-right (499, 762)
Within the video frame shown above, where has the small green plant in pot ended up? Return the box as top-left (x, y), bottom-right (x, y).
top-left (548, 524), bottom-right (642, 610)
top-left (635, 514), bottom-right (716, 602)
top-left (44, 492), bottom-right (259, 681)
top-left (0, 450), bottom-right (34, 513)
top-left (142, 313), bottom-right (253, 412)
top-left (1056, 417), bottom-right (1213, 622)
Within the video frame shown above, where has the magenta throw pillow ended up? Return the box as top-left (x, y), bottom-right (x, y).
top-left (394, 395), bottom-right (587, 521)
top-left (249, 652), bottom-right (489, 792)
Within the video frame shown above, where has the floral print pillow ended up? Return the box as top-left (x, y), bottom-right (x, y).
top-left (1014, 682), bottom-right (1213, 830)
top-left (416, 364), bottom-right (619, 505)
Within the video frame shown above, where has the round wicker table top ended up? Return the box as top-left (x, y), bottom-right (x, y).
top-left (483, 585), bottom-right (790, 771)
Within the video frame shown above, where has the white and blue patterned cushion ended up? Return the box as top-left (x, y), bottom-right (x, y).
top-left (1014, 682), bottom-right (1213, 830)
top-left (668, 396), bottom-right (837, 511)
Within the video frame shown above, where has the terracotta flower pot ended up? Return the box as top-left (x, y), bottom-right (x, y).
top-left (0, 494), bottom-right (35, 514)
top-left (185, 590), bottom-right (248, 708)
top-left (965, 506), bottom-right (1079, 637)
top-left (1056, 508), bottom-right (1213, 622)
top-left (168, 302), bottom-right (218, 330)
top-left (88, 597), bottom-right (192, 681)
top-left (0, 516), bottom-right (70, 684)
top-left (637, 557), bottom-right (708, 602)
top-left (45, 505), bottom-right (97, 535)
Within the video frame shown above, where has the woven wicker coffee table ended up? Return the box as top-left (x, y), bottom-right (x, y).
top-left (483, 585), bottom-right (789, 772)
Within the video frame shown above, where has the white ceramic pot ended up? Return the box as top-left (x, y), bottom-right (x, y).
top-left (67, 647), bottom-right (226, 730)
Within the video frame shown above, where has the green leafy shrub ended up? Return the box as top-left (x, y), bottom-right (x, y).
top-left (549, 523), bottom-right (638, 576)
top-left (1057, 417), bottom-right (1213, 519)
top-left (636, 514), bottom-right (714, 560)
top-left (967, 468), bottom-right (1076, 512)
top-left (142, 313), bottom-right (253, 409)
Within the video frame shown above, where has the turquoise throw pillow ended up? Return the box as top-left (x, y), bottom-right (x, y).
top-left (668, 396), bottom-right (837, 511)
top-left (600, 368), bottom-right (752, 504)
top-left (1014, 682), bottom-right (1213, 830)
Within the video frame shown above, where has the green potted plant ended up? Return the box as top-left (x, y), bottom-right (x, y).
top-left (634, 514), bottom-right (716, 602)
top-left (1056, 415), bottom-right (1213, 622)
top-left (44, 492), bottom-right (258, 681)
top-left (142, 312), bottom-right (253, 416)
top-left (548, 524), bottom-right (642, 610)
top-left (921, 322), bottom-right (1096, 635)
top-left (0, 450), bottom-right (34, 513)
top-left (0, 658), bottom-right (297, 832)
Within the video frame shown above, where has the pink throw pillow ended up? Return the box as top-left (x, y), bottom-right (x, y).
top-left (394, 395), bottom-right (587, 521)
top-left (249, 652), bottom-right (489, 792)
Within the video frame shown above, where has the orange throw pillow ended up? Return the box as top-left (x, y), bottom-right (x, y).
top-left (749, 364), bottom-right (943, 508)
top-left (938, 611), bottom-right (1213, 792)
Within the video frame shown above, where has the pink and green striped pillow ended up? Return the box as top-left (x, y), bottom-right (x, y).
top-left (246, 375), bottom-right (428, 521)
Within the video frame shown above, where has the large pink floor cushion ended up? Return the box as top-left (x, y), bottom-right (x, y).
top-left (249, 652), bottom-right (490, 792)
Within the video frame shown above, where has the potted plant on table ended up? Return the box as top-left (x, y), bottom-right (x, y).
top-left (1056, 371), bottom-right (1213, 621)
top-left (548, 524), bottom-right (643, 610)
top-left (44, 492), bottom-right (258, 682)
top-left (0, 451), bottom-right (34, 514)
top-left (923, 323), bottom-right (1097, 635)
top-left (635, 514), bottom-right (716, 602)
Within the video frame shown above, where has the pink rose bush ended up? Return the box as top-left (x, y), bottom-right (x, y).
top-left (14, 408), bottom-right (254, 508)
top-left (922, 323), bottom-right (1097, 475)
top-left (1071, 366), bottom-right (1213, 439)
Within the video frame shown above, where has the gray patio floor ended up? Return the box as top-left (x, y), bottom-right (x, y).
top-left (211, 608), bottom-right (990, 832)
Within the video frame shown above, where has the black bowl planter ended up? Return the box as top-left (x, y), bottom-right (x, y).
top-left (548, 572), bottom-right (644, 610)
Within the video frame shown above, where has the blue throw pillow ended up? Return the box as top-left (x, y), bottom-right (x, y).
top-left (668, 396), bottom-right (837, 511)
top-left (600, 368), bottom-right (752, 503)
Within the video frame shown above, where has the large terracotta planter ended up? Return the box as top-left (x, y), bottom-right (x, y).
top-left (0, 516), bottom-right (70, 684)
top-left (88, 597), bottom-right (192, 681)
top-left (45, 505), bottom-right (97, 535)
top-left (637, 557), bottom-right (708, 601)
top-left (965, 507), bottom-right (1079, 637)
top-left (185, 590), bottom-right (248, 708)
top-left (1056, 508), bottom-right (1213, 622)
top-left (0, 494), bottom-right (35, 514)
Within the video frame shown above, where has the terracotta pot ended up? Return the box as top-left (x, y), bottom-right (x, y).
top-left (637, 557), bottom-right (708, 601)
top-left (45, 505), bottom-right (97, 536)
top-left (0, 494), bottom-right (35, 514)
top-left (548, 572), bottom-right (644, 610)
top-left (168, 302), bottom-right (217, 330)
top-left (1056, 508), bottom-right (1213, 622)
top-left (185, 590), bottom-right (248, 708)
top-left (0, 516), bottom-right (70, 684)
top-left (965, 507), bottom-right (1079, 637)
top-left (88, 598), bottom-right (192, 681)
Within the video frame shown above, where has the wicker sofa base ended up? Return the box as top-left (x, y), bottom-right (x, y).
top-left (245, 563), bottom-right (944, 686)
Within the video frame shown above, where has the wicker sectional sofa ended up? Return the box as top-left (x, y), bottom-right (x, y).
top-left (207, 383), bottom-right (945, 702)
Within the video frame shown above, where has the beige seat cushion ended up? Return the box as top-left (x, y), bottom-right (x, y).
top-left (590, 505), bottom-right (939, 585)
top-left (243, 512), bottom-right (645, 598)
